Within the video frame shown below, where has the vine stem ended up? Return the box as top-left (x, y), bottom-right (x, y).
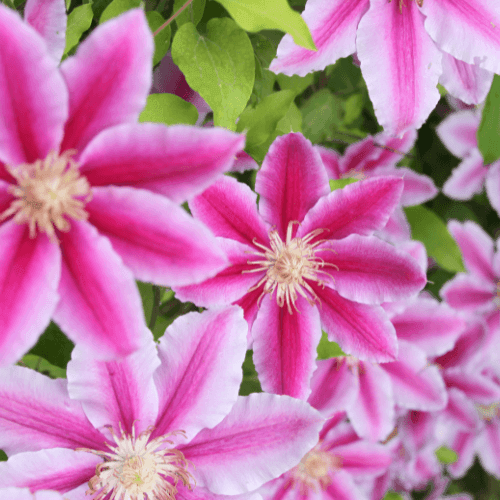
top-left (154, 0), bottom-right (194, 36)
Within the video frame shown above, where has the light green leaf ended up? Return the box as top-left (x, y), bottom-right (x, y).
top-left (382, 493), bottom-right (404, 500)
top-left (343, 93), bottom-right (364, 125)
top-left (301, 89), bottom-right (343, 143)
top-left (478, 74), bottom-right (500, 164)
top-left (329, 178), bottom-right (358, 191)
top-left (317, 331), bottom-right (345, 360)
top-left (276, 101), bottom-right (302, 134)
top-left (19, 354), bottom-right (67, 379)
top-left (145, 11), bottom-right (171, 65)
top-left (172, 18), bottom-right (254, 130)
top-left (404, 206), bottom-right (465, 273)
top-left (435, 446), bottom-right (458, 464)
top-left (100, 0), bottom-right (141, 24)
top-left (277, 73), bottom-right (314, 96)
top-left (173, 0), bottom-right (205, 27)
top-left (64, 3), bottom-right (93, 56)
top-left (139, 93), bottom-right (198, 125)
top-left (214, 0), bottom-right (316, 50)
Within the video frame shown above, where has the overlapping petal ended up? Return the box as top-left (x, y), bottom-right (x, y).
top-left (485, 162), bottom-right (500, 217)
top-left (476, 421), bottom-right (500, 478)
top-left (443, 368), bottom-right (500, 404)
top-left (443, 150), bottom-right (489, 200)
top-left (383, 166), bottom-right (438, 206)
top-left (440, 274), bottom-right (494, 311)
top-left (436, 109), bottom-right (479, 158)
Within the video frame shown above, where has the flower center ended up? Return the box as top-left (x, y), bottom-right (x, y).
top-left (244, 221), bottom-right (337, 314)
top-left (78, 424), bottom-right (195, 500)
top-left (476, 402), bottom-right (499, 421)
top-left (0, 150), bottom-right (92, 241)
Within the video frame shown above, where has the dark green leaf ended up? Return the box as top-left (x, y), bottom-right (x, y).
top-left (239, 350), bottom-right (262, 395)
top-left (478, 74), bottom-right (500, 164)
top-left (19, 354), bottom-right (67, 379)
top-left (146, 11), bottom-right (171, 65)
top-left (301, 89), bottom-right (343, 143)
top-left (99, 0), bottom-right (141, 23)
top-left (173, 0), bottom-right (205, 27)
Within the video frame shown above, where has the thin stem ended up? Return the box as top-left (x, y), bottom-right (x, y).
top-left (154, 0), bottom-right (194, 36)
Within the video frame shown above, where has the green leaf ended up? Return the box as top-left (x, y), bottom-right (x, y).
top-left (100, 0), bottom-right (141, 24)
top-left (213, 0), bottom-right (316, 50)
top-left (404, 206), bottom-right (465, 273)
top-left (277, 73), bottom-right (314, 96)
top-left (435, 445), bottom-right (458, 464)
top-left (173, 0), bottom-right (205, 27)
top-left (382, 493), bottom-right (404, 500)
top-left (478, 74), bottom-right (500, 164)
top-left (64, 3), bottom-right (93, 56)
top-left (343, 93), bottom-right (364, 125)
top-left (146, 11), bottom-right (171, 65)
top-left (250, 33), bottom-right (277, 69)
top-left (329, 178), bottom-right (358, 191)
top-left (19, 355), bottom-right (67, 379)
top-left (139, 93), bottom-right (198, 125)
top-left (317, 331), bottom-right (345, 360)
top-left (276, 101), bottom-right (302, 134)
top-left (27, 322), bottom-right (74, 369)
top-left (239, 350), bottom-right (262, 395)
top-left (301, 89), bottom-right (343, 143)
top-left (172, 18), bottom-right (254, 130)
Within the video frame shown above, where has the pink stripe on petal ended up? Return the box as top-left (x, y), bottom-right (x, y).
top-left (436, 109), bottom-right (479, 158)
top-left (230, 151), bottom-right (259, 173)
top-left (332, 440), bottom-right (391, 477)
top-left (314, 285), bottom-right (398, 362)
top-left (181, 393), bottom-right (323, 495)
top-left (443, 369), bottom-right (500, 404)
top-left (0, 221), bottom-right (60, 366)
top-left (357, 0), bottom-right (441, 135)
top-left (297, 177), bottom-right (403, 242)
top-left (54, 219), bottom-right (149, 360)
top-left (234, 285), bottom-right (262, 333)
top-left (378, 206), bottom-right (411, 243)
top-left (153, 307), bottom-right (247, 442)
top-left (485, 161), bottom-right (500, 219)
top-left (386, 167), bottom-right (437, 206)
top-left (0, 366), bottom-right (106, 455)
top-left (190, 176), bottom-right (270, 248)
top-left (24, 0), bottom-right (67, 63)
top-left (440, 274), bottom-right (494, 312)
top-left (324, 470), bottom-right (366, 500)
top-left (476, 421), bottom-right (500, 477)
top-left (86, 186), bottom-right (228, 287)
top-left (60, 10), bottom-right (153, 154)
top-left (252, 295), bottom-right (322, 400)
top-left (315, 145), bottom-right (341, 179)
top-left (270, 0), bottom-right (368, 76)
top-left (0, 5), bottom-right (67, 165)
top-left (256, 133), bottom-right (330, 238)
top-left (443, 150), bottom-right (488, 200)
top-left (79, 124), bottom-right (245, 204)
top-left (448, 429), bottom-right (476, 478)
top-left (443, 388), bottom-right (479, 430)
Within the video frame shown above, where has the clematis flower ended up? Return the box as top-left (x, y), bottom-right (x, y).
top-left (269, 0), bottom-right (498, 135)
top-left (0, 5), bottom-right (246, 365)
top-left (0, 306), bottom-right (323, 500)
top-left (0, 488), bottom-right (65, 500)
top-left (175, 132), bottom-right (426, 399)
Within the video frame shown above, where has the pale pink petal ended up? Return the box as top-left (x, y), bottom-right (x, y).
top-left (447, 429), bottom-right (476, 478)
top-left (86, 186), bottom-right (228, 287)
top-left (24, 0), bottom-right (66, 63)
top-left (153, 307), bottom-right (247, 442)
top-left (252, 295), bottom-right (322, 399)
top-left (421, 0), bottom-right (500, 74)
top-left (269, 0), bottom-right (369, 76)
top-left (314, 284), bottom-right (398, 362)
top-left (79, 124), bottom-right (245, 203)
top-left (0, 4), bottom-right (67, 166)
top-left (180, 393), bottom-right (323, 495)
top-left (443, 368), bottom-right (500, 403)
top-left (377, 206), bottom-right (411, 243)
top-left (0, 366), bottom-right (106, 454)
top-left (436, 110), bottom-right (479, 158)
top-left (331, 440), bottom-right (392, 477)
top-left (316, 235), bottom-right (426, 304)
top-left (0, 488), bottom-right (64, 500)
top-left (234, 286), bottom-right (262, 332)
top-left (54, 219), bottom-right (149, 360)
top-left (442, 387), bottom-right (479, 430)
top-left (307, 358), bottom-right (359, 416)
top-left (256, 133), bottom-right (330, 238)
top-left (356, 0), bottom-right (442, 135)
top-left (439, 52), bottom-right (494, 105)
top-left (297, 177), bottom-right (403, 242)
top-left (390, 296), bottom-right (466, 356)
top-left (400, 410), bottom-right (435, 451)
top-left (347, 361), bottom-right (395, 442)
top-left (231, 151), bottom-right (259, 173)
top-left (380, 341), bottom-right (447, 411)
top-left (440, 274), bottom-right (494, 312)
top-left (485, 161), bottom-right (500, 218)
top-left (315, 145), bottom-right (341, 179)
top-left (398, 240), bottom-right (428, 272)
top-left (325, 470), bottom-right (368, 500)
top-left (60, 9), bottom-right (153, 154)
top-left (380, 167), bottom-right (438, 206)
top-left (0, 448), bottom-right (98, 493)
top-left (476, 421), bottom-right (500, 477)
top-left (448, 220), bottom-right (495, 282)
top-left (443, 150), bottom-right (488, 200)
top-left (190, 176), bottom-right (270, 248)
top-left (0, 221), bottom-right (60, 366)
top-left (67, 338), bottom-right (160, 436)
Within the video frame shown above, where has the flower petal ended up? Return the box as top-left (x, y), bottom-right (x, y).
top-left (317, 234), bottom-right (426, 304)
top-left (315, 145), bottom-right (341, 179)
top-left (421, 0), bottom-right (500, 74)
top-left (314, 284), bottom-right (398, 362)
top-left (0, 221), bottom-right (60, 366)
top-left (356, 0), bottom-right (441, 135)
top-left (190, 176), bottom-right (270, 248)
top-left (79, 123), bottom-right (245, 204)
top-left (442, 387), bottom-right (479, 430)
top-left (440, 273), bottom-right (494, 312)
top-left (59, 9), bottom-right (153, 154)
top-left (152, 307), bottom-right (247, 442)
top-left (443, 368), bottom-right (500, 404)
top-left (439, 52), bottom-right (494, 105)
top-left (476, 421), bottom-right (500, 478)
top-left (180, 393), bottom-right (323, 495)
top-left (378, 206), bottom-right (411, 243)
top-left (231, 151), bottom-right (259, 173)
top-left (436, 109), bottom-right (479, 158)
top-left (332, 440), bottom-right (392, 477)
top-left (269, 0), bottom-right (368, 76)
top-left (252, 295), bottom-right (322, 400)
top-left (0, 366), bottom-right (105, 454)
top-left (485, 161), bottom-right (500, 218)
top-left (53, 219), bottom-right (149, 360)
top-left (325, 470), bottom-right (368, 500)
top-left (86, 186), bottom-right (228, 287)
top-left (382, 166), bottom-right (437, 206)
top-left (0, 488), bottom-right (65, 500)
top-left (443, 150), bottom-right (488, 200)
top-left (256, 133), bottom-right (329, 238)
top-left (0, 4), bottom-right (67, 166)
top-left (24, 0), bottom-right (66, 63)
top-left (297, 177), bottom-right (403, 242)
top-left (447, 429), bottom-right (476, 478)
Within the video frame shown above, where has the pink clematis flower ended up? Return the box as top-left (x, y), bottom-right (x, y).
top-left (175, 132), bottom-right (427, 399)
top-left (0, 5), bottom-right (247, 365)
top-left (270, 0), bottom-right (498, 135)
top-left (0, 488), bottom-right (65, 500)
top-left (0, 306), bottom-right (324, 500)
